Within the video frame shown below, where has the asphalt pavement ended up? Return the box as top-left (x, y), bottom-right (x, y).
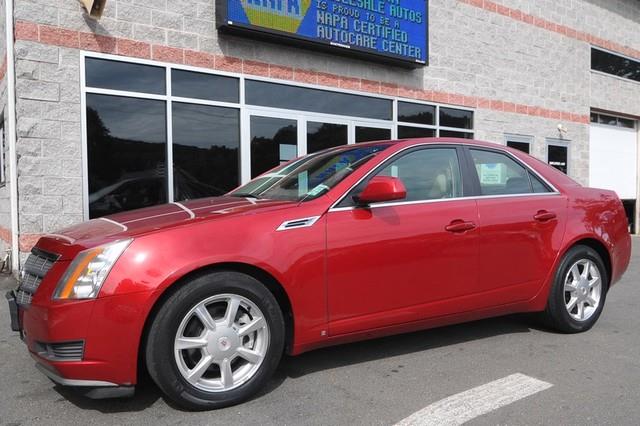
top-left (1, 237), bottom-right (639, 425)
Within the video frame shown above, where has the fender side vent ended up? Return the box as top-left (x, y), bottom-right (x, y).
top-left (276, 216), bottom-right (321, 231)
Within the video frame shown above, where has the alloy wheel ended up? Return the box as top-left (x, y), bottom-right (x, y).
top-left (174, 293), bottom-right (270, 392)
top-left (563, 259), bottom-right (602, 322)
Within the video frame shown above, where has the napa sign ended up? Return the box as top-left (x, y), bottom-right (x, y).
top-left (217, 0), bottom-right (428, 66)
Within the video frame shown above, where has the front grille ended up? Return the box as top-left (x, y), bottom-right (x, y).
top-left (35, 340), bottom-right (84, 361)
top-left (16, 248), bottom-right (60, 306)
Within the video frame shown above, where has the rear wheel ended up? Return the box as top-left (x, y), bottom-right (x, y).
top-left (542, 245), bottom-right (608, 333)
top-left (145, 271), bottom-right (285, 410)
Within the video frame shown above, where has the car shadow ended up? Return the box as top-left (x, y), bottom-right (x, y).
top-left (55, 314), bottom-right (542, 413)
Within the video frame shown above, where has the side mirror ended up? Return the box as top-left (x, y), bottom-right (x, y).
top-left (355, 176), bottom-right (407, 206)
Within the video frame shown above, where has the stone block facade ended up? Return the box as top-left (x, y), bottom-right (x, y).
top-left (0, 0), bottom-right (639, 268)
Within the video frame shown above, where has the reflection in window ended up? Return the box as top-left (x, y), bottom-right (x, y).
top-left (355, 126), bottom-right (391, 143)
top-left (397, 102), bottom-right (435, 125)
top-left (85, 58), bottom-right (165, 95)
top-left (171, 70), bottom-right (239, 103)
top-left (250, 116), bottom-right (297, 178)
top-left (397, 126), bottom-right (435, 139)
top-left (246, 80), bottom-right (392, 120)
top-left (86, 94), bottom-right (167, 218)
top-left (440, 107), bottom-right (473, 129)
top-left (470, 149), bottom-right (532, 195)
top-left (172, 103), bottom-right (240, 200)
top-left (307, 122), bottom-right (348, 153)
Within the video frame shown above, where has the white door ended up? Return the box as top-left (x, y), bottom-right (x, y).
top-left (589, 122), bottom-right (638, 199)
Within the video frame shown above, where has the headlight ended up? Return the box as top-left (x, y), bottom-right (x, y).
top-left (53, 239), bottom-right (132, 300)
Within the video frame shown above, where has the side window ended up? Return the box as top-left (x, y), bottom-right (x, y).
top-left (371, 148), bottom-right (463, 202)
top-left (469, 149), bottom-right (534, 195)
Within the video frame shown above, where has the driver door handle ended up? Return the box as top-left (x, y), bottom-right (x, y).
top-left (445, 220), bottom-right (476, 233)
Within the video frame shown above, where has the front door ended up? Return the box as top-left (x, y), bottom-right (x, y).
top-left (326, 146), bottom-right (480, 335)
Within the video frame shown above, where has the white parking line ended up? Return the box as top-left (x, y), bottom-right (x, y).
top-left (394, 373), bottom-right (553, 426)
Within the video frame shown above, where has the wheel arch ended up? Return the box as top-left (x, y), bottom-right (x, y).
top-left (563, 237), bottom-right (612, 284)
top-left (137, 262), bottom-right (295, 383)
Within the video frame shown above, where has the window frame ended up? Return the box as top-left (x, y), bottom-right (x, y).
top-left (81, 51), bottom-right (476, 220)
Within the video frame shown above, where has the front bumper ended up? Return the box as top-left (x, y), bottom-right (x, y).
top-left (7, 288), bottom-right (156, 396)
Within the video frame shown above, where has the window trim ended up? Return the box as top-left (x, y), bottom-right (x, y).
top-left (328, 143), bottom-right (560, 212)
top-left (81, 51), bottom-right (476, 220)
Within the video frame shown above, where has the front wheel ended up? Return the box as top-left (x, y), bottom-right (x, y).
top-left (542, 245), bottom-right (608, 333)
top-left (145, 271), bottom-right (285, 410)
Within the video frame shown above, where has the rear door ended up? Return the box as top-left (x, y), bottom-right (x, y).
top-left (464, 147), bottom-right (567, 305)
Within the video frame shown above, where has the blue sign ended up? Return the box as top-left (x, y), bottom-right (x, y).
top-left (219, 0), bottom-right (428, 66)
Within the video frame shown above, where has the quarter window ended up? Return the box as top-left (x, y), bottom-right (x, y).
top-left (469, 149), bottom-right (536, 195)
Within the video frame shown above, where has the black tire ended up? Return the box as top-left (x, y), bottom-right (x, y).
top-left (542, 245), bottom-right (608, 333)
top-left (145, 271), bottom-right (285, 410)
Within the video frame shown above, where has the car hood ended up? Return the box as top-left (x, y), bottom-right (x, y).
top-left (36, 197), bottom-right (296, 259)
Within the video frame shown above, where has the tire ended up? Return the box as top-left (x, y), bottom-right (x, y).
top-left (542, 245), bottom-right (608, 333)
top-left (145, 271), bottom-right (285, 410)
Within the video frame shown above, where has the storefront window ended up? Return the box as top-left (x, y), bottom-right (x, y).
top-left (307, 122), bottom-right (348, 153)
top-left (250, 117), bottom-right (297, 178)
top-left (246, 80), bottom-right (392, 120)
top-left (172, 103), bottom-right (240, 200)
top-left (172, 70), bottom-right (239, 103)
top-left (84, 56), bottom-right (475, 219)
top-left (85, 58), bottom-right (165, 95)
top-left (86, 94), bottom-right (167, 218)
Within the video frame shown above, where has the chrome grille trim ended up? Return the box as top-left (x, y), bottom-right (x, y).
top-left (35, 340), bottom-right (85, 361)
top-left (276, 216), bottom-right (321, 231)
top-left (16, 248), bottom-right (60, 307)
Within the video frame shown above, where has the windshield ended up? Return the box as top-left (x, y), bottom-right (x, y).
top-left (229, 144), bottom-right (392, 202)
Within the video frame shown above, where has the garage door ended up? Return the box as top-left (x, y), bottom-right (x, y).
top-left (589, 114), bottom-right (638, 199)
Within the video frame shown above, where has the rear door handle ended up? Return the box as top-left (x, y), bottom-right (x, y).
top-left (445, 220), bottom-right (476, 233)
top-left (534, 210), bottom-right (557, 222)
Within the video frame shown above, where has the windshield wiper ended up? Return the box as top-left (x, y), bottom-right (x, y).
top-left (229, 193), bottom-right (261, 199)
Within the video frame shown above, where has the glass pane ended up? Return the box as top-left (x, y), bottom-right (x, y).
top-left (530, 172), bottom-right (551, 193)
top-left (507, 141), bottom-right (530, 154)
top-left (356, 127), bottom-right (391, 143)
top-left (591, 48), bottom-right (640, 82)
top-left (618, 117), bottom-right (635, 129)
top-left (85, 58), bottom-right (165, 95)
top-left (307, 122), bottom-right (348, 153)
top-left (171, 70), bottom-right (239, 103)
top-left (86, 94), bottom-right (167, 218)
top-left (398, 102), bottom-right (435, 125)
top-left (440, 130), bottom-right (473, 139)
top-left (598, 114), bottom-right (618, 126)
top-left (470, 149), bottom-right (532, 196)
top-left (251, 116), bottom-right (297, 178)
top-left (375, 148), bottom-right (463, 201)
top-left (590, 112), bottom-right (598, 123)
top-left (548, 145), bottom-right (568, 174)
top-left (172, 103), bottom-right (240, 201)
top-left (439, 107), bottom-right (473, 129)
top-left (246, 80), bottom-right (392, 120)
top-left (398, 126), bottom-right (435, 139)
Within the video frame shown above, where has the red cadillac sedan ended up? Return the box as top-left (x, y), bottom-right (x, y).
top-left (6, 138), bottom-right (631, 410)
